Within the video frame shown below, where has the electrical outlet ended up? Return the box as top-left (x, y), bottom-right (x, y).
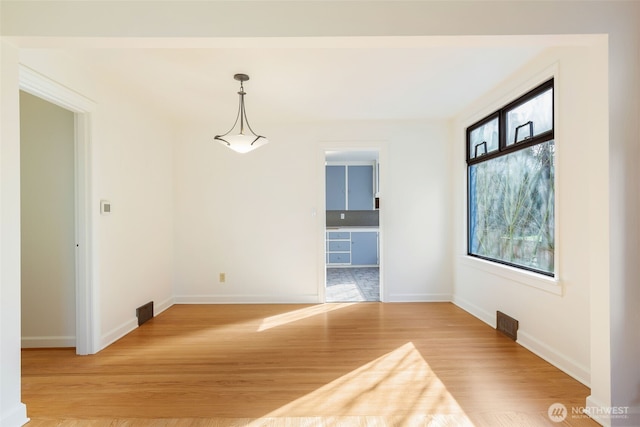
top-left (219, 273), bottom-right (226, 283)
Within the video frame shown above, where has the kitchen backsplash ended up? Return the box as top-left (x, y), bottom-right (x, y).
top-left (326, 210), bottom-right (379, 227)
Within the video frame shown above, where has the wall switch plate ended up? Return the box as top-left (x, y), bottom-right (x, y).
top-left (340, 213), bottom-right (345, 219)
top-left (100, 200), bottom-right (111, 215)
top-left (219, 273), bottom-right (226, 283)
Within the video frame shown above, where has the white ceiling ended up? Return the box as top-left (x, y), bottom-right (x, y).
top-left (59, 36), bottom-right (555, 127)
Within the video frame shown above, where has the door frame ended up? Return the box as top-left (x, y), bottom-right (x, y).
top-left (317, 141), bottom-right (388, 302)
top-left (19, 65), bottom-right (97, 355)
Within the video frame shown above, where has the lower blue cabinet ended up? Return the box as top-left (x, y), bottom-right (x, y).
top-left (328, 253), bottom-right (351, 264)
top-left (326, 230), bottom-right (378, 266)
top-left (351, 232), bottom-right (379, 265)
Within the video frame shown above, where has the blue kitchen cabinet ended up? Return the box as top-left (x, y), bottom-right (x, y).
top-left (326, 230), bottom-right (378, 266)
top-left (325, 165), bottom-right (346, 210)
top-left (326, 231), bottom-right (351, 265)
top-left (328, 253), bottom-right (351, 264)
top-left (347, 166), bottom-right (374, 210)
top-left (327, 231), bottom-right (350, 239)
top-left (326, 165), bottom-right (373, 210)
top-left (351, 231), bottom-right (379, 265)
top-left (328, 240), bottom-right (351, 251)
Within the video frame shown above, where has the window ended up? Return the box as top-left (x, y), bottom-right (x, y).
top-left (467, 79), bottom-right (555, 276)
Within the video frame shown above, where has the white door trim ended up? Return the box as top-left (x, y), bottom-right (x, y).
top-left (19, 65), bottom-right (98, 355)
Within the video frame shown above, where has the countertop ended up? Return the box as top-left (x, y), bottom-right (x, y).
top-left (326, 226), bottom-right (379, 231)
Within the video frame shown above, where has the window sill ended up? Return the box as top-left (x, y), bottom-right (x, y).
top-left (459, 255), bottom-right (562, 296)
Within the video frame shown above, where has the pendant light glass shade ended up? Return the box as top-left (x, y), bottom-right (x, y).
top-left (217, 133), bottom-right (268, 154)
top-left (214, 74), bottom-right (269, 154)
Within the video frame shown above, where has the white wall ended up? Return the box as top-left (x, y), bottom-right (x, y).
top-left (20, 90), bottom-right (76, 348)
top-left (453, 45), bottom-right (607, 386)
top-left (0, 40), bottom-right (29, 427)
top-left (1, 2), bottom-right (639, 427)
top-left (173, 120), bottom-right (452, 303)
top-left (173, 122), bottom-right (321, 303)
top-left (90, 74), bottom-right (176, 347)
top-left (14, 49), bottom-right (177, 352)
top-left (606, 8), bottom-right (640, 427)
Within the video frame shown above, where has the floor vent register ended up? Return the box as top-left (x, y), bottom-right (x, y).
top-left (136, 301), bottom-right (154, 326)
top-left (496, 310), bottom-right (519, 341)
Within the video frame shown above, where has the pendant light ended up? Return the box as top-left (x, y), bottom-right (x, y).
top-left (214, 73), bottom-right (269, 154)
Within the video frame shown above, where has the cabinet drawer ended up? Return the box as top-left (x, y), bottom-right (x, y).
top-left (328, 241), bottom-right (351, 251)
top-left (328, 231), bottom-right (350, 239)
top-left (328, 253), bottom-right (351, 264)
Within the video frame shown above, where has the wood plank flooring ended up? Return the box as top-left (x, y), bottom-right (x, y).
top-left (21, 303), bottom-right (598, 426)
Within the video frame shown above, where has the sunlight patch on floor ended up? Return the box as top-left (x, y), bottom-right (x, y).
top-left (325, 283), bottom-right (366, 302)
top-left (255, 342), bottom-right (473, 422)
top-left (257, 303), bottom-right (356, 332)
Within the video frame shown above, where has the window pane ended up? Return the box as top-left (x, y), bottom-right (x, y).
top-left (469, 117), bottom-right (499, 159)
top-left (506, 88), bottom-right (553, 146)
top-left (469, 140), bottom-right (555, 274)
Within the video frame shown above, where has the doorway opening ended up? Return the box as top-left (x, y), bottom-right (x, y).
top-left (19, 66), bottom-right (96, 355)
top-left (324, 149), bottom-right (381, 302)
top-left (20, 91), bottom-right (77, 350)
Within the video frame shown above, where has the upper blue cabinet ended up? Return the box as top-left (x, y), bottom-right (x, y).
top-left (326, 165), bottom-right (347, 210)
top-left (326, 165), bottom-right (374, 210)
top-left (347, 165), bottom-right (374, 210)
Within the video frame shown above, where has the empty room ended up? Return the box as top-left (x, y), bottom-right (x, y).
top-left (1, 1), bottom-right (639, 427)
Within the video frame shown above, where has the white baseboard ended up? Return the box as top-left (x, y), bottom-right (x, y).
top-left (452, 295), bottom-right (495, 327)
top-left (453, 295), bottom-right (590, 387)
top-left (0, 402), bottom-right (28, 427)
top-left (95, 298), bottom-right (173, 351)
top-left (585, 395), bottom-right (610, 427)
top-left (173, 294), bottom-right (321, 304)
top-left (517, 331), bottom-right (590, 386)
top-left (583, 395), bottom-right (640, 427)
top-left (385, 293), bottom-right (452, 302)
top-left (21, 336), bottom-right (75, 348)
top-left (175, 294), bottom-right (454, 304)
top-left (155, 296), bottom-right (174, 315)
top-left (100, 318), bottom-right (137, 350)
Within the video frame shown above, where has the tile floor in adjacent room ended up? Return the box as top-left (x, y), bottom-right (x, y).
top-left (325, 267), bottom-right (379, 302)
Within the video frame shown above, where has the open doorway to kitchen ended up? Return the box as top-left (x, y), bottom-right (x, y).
top-left (324, 149), bottom-right (381, 302)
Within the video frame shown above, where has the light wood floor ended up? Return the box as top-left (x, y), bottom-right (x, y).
top-left (22, 303), bottom-right (598, 426)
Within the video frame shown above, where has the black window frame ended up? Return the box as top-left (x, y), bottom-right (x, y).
top-left (466, 78), bottom-right (555, 276)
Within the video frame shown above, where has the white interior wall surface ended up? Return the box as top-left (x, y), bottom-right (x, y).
top-left (0, 2), bottom-right (638, 426)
